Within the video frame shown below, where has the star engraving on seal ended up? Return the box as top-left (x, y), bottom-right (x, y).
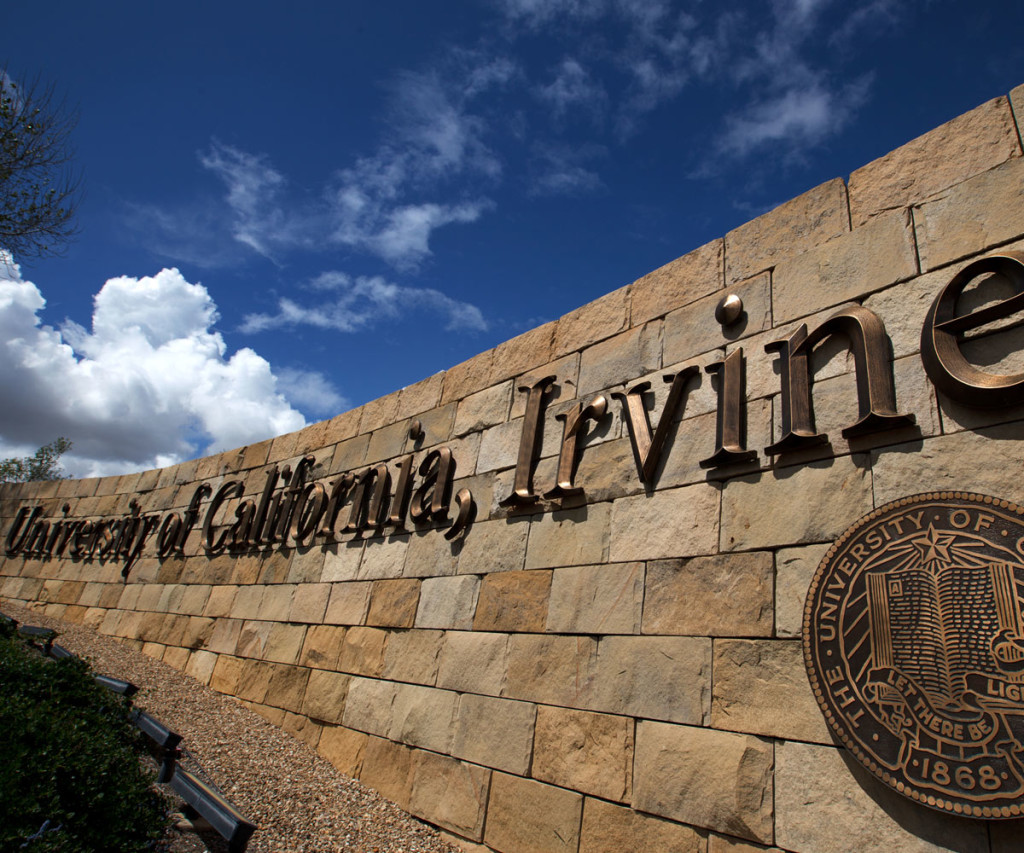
top-left (804, 492), bottom-right (1024, 818)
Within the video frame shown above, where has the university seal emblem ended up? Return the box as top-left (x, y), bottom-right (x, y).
top-left (804, 492), bottom-right (1024, 817)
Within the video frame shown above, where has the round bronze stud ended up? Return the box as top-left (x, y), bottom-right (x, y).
top-left (715, 294), bottom-right (743, 326)
top-left (804, 492), bottom-right (1024, 818)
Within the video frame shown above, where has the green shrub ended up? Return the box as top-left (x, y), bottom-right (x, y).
top-left (0, 625), bottom-right (168, 852)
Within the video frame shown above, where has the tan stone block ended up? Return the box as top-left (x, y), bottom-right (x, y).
top-left (457, 517), bottom-right (529, 574)
top-left (630, 238), bottom-right (723, 326)
top-left (357, 390), bottom-right (401, 434)
top-left (643, 553), bottom-right (772, 637)
top-left (712, 639), bottom-right (830, 743)
top-left (232, 581), bottom-right (264, 614)
top-left (356, 535), bottom-right (406, 579)
top-left (206, 618), bottom-right (242, 655)
top-left (525, 503), bottom-right (610, 569)
top-left (476, 418), bottom-right (525, 474)
top-left (330, 434), bottom-right (370, 475)
top-left (388, 683), bottom-right (458, 752)
top-left (577, 322), bottom-right (662, 396)
top-left (411, 401), bottom-right (457, 448)
top-left (773, 209), bottom-right (919, 324)
top-left (382, 628), bottom-right (443, 685)
top-left (721, 455), bottom-right (873, 551)
top-left (489, 322), bottom-right (557, 385)
top-left (504, 634), bottom-right (597, 707)
top-left (485, 772), bottom-right (582, 853)
top-left (580, 798), bottom-right (704, 853)
top-left (448, 693), bottom-right (536, 775)
top-left (324, 581), bottom-right (371, 625)
top-left (184, 649), bottom-right (218, 685)
top-left (365, 420), bottom-right (411, 464)
top-left (437, 631), bottom-right (509, 696)
top-left (915, 153), bottom-right (1024, 270)
top-left (236, 659), bottom-right (274, 703)
top-left (402, 529), bottom-right (459, 577)
top-left (409, 751), bottom-right (491, 841)
top-left (441, 349), bottom-right (494, 405)
top-left (321, 541), bottom-right (365, 581)
top-left (415, 575), bottom-right (480, 630)
top-left (162, 646), bottom-right (190, 670)
top-left (283, 712), bottom-right (322, 749)
top-left (610, 483), bottom-right (719, 562)
top-left (288, 582), bottom-right (330, 623)
top-left (258, 584), bottom-right (296, 622)
top-left (142, 642), bottom-right (165, 660)
top-left (317, 725), bottom-right (367, 777)
top-left (358, 735), bottom-right (415, 810)
top-left (850, 95), bottom-right (1020, 226)
top-left (202, 585), bottom-right (237, 618)
top-left (299, 624), bottom-right (346, 670)
top-left (285, 547), bottom-right (326, 584)
top-left (302, 668), bottom-right (351, 724)
top-left (585, 636), bottom-right (710, 725)
top-left (533, 707), bottom-right (633, 802)
top-left (871, 424), bottom-right (1024, 507)
top-left (473, 570), bottom-right (551, 632)
top-left (546, 562), bottom-right (643, 635)
top-left (337, 626), bottom-right (388, 676)
top-left (708, 835), bottom-right (782, 853)
top-left (264, 623), bottom-right (307, 665)
top-left (366, 578), bottom-right (420, 628)
top-left (726, 178), bottom-right (849, 283)
top-left (554, 285), bottom-right (631, 358)
top-left (775, 544), bottom-right (828, 639)
top-left (396, 372), bottom-right (444, 419)
top-left (663, 271), bottom-right (771, 367)
top-left (775, 740), bottom-right (988, 853)
top-left (341, 676), bottom-right (397, 736)
top-left (634, 721), bottom-right (773, 844)
top-left (322, 408), bottom-right (361, 445)
top-left (180, 615), bottom-right (215, 650)
top-left (235, 620), bottom-right (272, 658)
top-left (265, 662), bottom-right (310, 713)
top-left (453, 381), bottom-right (513, 437)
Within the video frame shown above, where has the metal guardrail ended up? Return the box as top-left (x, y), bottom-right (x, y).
top-left (1, 611), bottom-right (258, 851)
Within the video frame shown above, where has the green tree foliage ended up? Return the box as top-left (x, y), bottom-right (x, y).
top-left (0, 622), bottom-right (168, 851)
top-left (0, 437), bottom-right (73, 483)
top-left (0, 65), bottom-right (80, 260)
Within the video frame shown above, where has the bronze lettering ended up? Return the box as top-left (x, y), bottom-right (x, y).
top-left (501, 375), bottom-right (557, 507)
top-left (701, 349), bottom-right (757, 468)
top-left (921, 252), bottom-right (1024, 407)
top-left (615, 367), bottom-right (699, 484)
top-left (544, 395), bottom-right (608, 499)
top-left (203, 480), bottom-right (243, 553)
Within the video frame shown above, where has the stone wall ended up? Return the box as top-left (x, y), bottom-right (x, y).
top-left (5, 84), bottom-right (1024, 852)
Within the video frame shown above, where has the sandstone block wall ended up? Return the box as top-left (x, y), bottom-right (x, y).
top-left (5, 84), bottom-right (1024, 852)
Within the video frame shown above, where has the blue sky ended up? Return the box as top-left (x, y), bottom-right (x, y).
top-left (2, 0), bottom-right (1023, 476)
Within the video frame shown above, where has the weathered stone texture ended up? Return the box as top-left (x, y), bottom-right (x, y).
top-left (365, 578), bottom-right (420, 628)
top-left (849, 95), bottom-right (1020, 226)
top-left (720, 455), bottom-right (873, 551)
top-left (554, 285), bottom-right (631, 357)
top-left (408, 751), bottom-right (490, 841)
top-left (381, 628), bottom-right (443, 685)
top-left (415, 575), bottom-right (480, 629)
top-left (633, 721), bottom-right (774, 845)
top-left (914, 153), bottom-right (1024, 270)
top-left (473, 570), bottom-right (551, 632)
top-left (773, 209), bottom-right (919, 324)
top-left (775, 741), bottom-right (988, 853)
top-left (643, 553), bottom-right (772, 637)
top-left (449, 693), bottom-right (536, 775)
top-left (775, 543), bottom-right (828, 639)
top-left (610, 484), bottom-right (720, 562)
top-left (437, 631), bottom-right (509, 696)
top-left (388, 683), bottom-right (457, 753)
top-left (546, 562), bottom-right (643, 635)
top-left (484, 772), bottom-right (582, 853)
top-left (532, 707), bottom-right (633, 802)
top-left (453, 381), bottom-right (513, 437)
top-left (580, 799), bottom-right (705, 853)
top-left (630, 238), bottom-right (724, 326)
top-left (711, 640), bottom-right (831, 744)
top-left (525, 503), bottom-right (610, 569)
top-left (725, 178), bottom-right (849, 283)
top-left (578, 322), bottom-right (662, 395)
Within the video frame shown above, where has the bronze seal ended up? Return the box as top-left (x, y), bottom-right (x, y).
top-left (804, 492), bottom-right (1024, 818)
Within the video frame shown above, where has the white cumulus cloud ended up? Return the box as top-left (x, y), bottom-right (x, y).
top-left (0, 257), bottom-right (332, 477)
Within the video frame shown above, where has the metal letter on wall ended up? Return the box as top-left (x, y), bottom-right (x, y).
top-left (921, 252), bottom-right (1024, 408)
top-left (804, 493), bottom-right (1024, 817)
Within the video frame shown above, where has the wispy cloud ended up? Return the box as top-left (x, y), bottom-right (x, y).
top-left (528, 142), bottom-right (606, 196)
top-left (239, 271), bottom-right (487, 336)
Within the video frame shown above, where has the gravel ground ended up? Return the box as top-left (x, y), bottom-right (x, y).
top-left (2, 601), bottom-right (463, 853)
